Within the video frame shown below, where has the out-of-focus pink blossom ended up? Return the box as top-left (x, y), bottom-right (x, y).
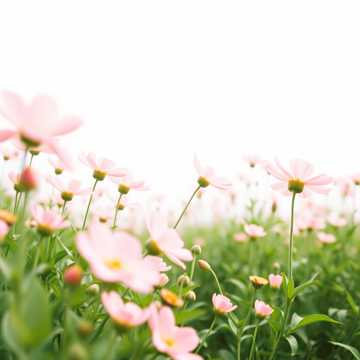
top-left (48, 177), bottom-right (89, 201)
top-left (233, 233), bottom-right (248, 243)
top-left (327, 213), bottom-right (347, 227)
top-left (194, 155), bottom-right (231, 190)
top-left (268, 274), bottom-right (283, 289)
top-left (254, 300), bottom-right (273, 317)
top-left (0, 220), bottom-right (9, 241)
top-left (111, 173), bottom-right (148, 194)
top-left (244, 224), bottom-right (266, 239)
top-left (317, 232), bottom-right (336, 244)
top-left (102, 291), bottom-right (150, 328)
top-left (146, 210), bottom-right (192, 270)
top-left (148, 305), bottom-right (202, 360)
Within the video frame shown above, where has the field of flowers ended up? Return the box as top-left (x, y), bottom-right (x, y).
top-left (0, 91), bottom-right (359, 359)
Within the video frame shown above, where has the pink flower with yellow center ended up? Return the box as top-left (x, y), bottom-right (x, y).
top-left (268, 274), bottom-right (283, 289)
top-left (266, 158), bottom-right (332, 196)
top-left (31, 205), bottom-right (69, 236)
top-left (244, 224), bottom-right (266, 239)
top-left (148, 305), bottom-right (202, 360)
top-left (254, 300), bottom-right (273, 318)
top-left (48, 177), bottom-right (89, 202)
top-left (212, 294), bottom-right (237, 315)
top-left (101, 291), bottom-right (150, 328)
top-left (111, 173), bottom-right (148, 194)
top-left (76, 222), bottom-right (161, 293)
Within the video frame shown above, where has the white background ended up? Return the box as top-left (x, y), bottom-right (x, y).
top-left (0, 1), bottom-right (359, 195)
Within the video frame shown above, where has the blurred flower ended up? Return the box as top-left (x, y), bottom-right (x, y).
top-left (0, 220), bottom-right (9, 242)
top-left (254, 300), bottom-right (273, 318)
top-left (194, 155), bottom-right (231, 190)
top-left (0, 209), bottom-right (17, 226)
top-left (243, 154), bottom-right (263, 168)
top-left (244, 224), bottom-right (266, 240)
top-left (111, 173), bottom-right (148, 194)
top-left (146, 210), bottom-right (192, 270)
top-left (76, 222), bottom-right (161, 293)
top-left (64, 265), bottom-right (83, 286)
top-left (268, 274), bottom-right (283, 289)
top-left (266, 158), bottom-right (332, 196)
top-left (0, 145), bottom-right (19, 161)
top-left (212, 294), bottom-right (237, 314)
top-left (19, 167), bottom-right (38, 191)
top-left (335, 176), bottom-right (355, 197)
top-left (48, 157), bottom-right (68, 175)
top-left (48, 177), bottom-right (88, 201)
top-left (31, 205), bottom-right (69, 236)
top-left (148, 306), bottom-right (201, 360)
top-left (101, 291), bottom-right (149, 328)
top-left (160, 289), bottom-right (184, 308)
top-left (317, 232), bottom-right (336, 244)
top-left (327, 213), bottom-right (347, 227)
top-left (234, 232), bottom-right (247, 243)
top-left (80, 152), bottom-right (127, 181)
top-left (249, 275), bottom-right (269, 289)
top-left (0, 91), bottom-right (82, 163)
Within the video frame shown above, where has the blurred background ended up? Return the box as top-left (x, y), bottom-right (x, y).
top-left (0, 1), bottom-right (359, 196)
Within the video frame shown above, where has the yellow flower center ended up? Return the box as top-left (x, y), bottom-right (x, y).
top-left (105, 258), bottom-right (122, 270)
top-left (164, 338), bottom-right (175, 347)
top-left (288, 179), bottom-right (304, 193)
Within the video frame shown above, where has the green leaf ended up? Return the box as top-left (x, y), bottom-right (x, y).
top-left (175, 308), bottom-right (206, 324)
top-left (329, 341), bottom-right (360, 360)
top-left (268, 307), bottom-right (283, 333)
top-left (288, 314), bottom-right (340, 334)
top-left (286, 335), bottom-right (298, 356)
top-left (291, 273), bottom-right (318, 300)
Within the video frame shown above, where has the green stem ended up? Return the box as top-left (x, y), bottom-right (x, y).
top-left (112, 193), bottom-right (123, 229)
top-left (29, 153), bottom-right (34, 167)
top-left (13, 191), bottom-right (19, 213)
top-left (189, 255), bottom-right (197, 281)
top-left (249, 321), bottom-right (259, 360)
top-left (210, 268), bottom-right (223, 295)
top-left (173, 185), bottom-right (200, 229)
top-left (288, 192), bottom-right (296, 283)
top-left (196, 316), bottom-right (216, 353)
top-left (82, 179), bottom-right (98, 230)
top-left (61, 201), bottom-right (67, 216)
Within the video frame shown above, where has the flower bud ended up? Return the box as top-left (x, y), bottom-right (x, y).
top-left (198, 259), bottom-right (211, 271)
top-left (86, 284), bottom-right (100, 295)
top-left (64, 265), bottom-right (83, 286)
top-left (77, 320), bottom-right (94, 337)
top-left (68, 343), bottom-right (88, 360)
top-left (118, 184), bottom-right (130, 195)
top-left (185, 290), bottom-right (196, 301)
top-left (93, 169), bottom-right (106, 181)
top-left (268, 274), bottom-right (283, 289)
top-left (197, 176), bottom-right (210, 188)
top-left (249, 275), bottom-right (268, 289)
top-left (157, 273), bottom-right (169, 288)
top-left (191, 244), bottom-right (202, 255)
top-left (160, 289), bottom-right (184, 308)
top-left (177, 274), bottom-right (191, 287)
top-left (55, 167), bottom-right (63, 175)
top-left (61, 191), bottom-right (74, 202)
top-left (19, 167), bottom-right (38, 191)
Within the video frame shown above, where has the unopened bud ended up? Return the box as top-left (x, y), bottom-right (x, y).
top-left (185, 290), bottom-right (196, 301)
top-left (20, 167), bottom-right (38, 191)
top-left (177, 274), bottom-right (191, 287)
top-left (77, 320), bottom-right (94, 337)
top-left (157, 274), bottom-right (169, 287)
top-left (198, 259), bottom-right (211, 271)
top-left (86, 284), bottom-right (100, 295)
top-left (68, 343), bottom-right (88, 360)
top-left (160, 289), bottom-right (184, 308)
top-left (118, 184), bottom-right (130, 195)
top-left (64, 265), bottom-right (83, 286)
top-left (249, 275), bottom-right (268, 289)
top-left (191, 244), bottom-right (202, 255)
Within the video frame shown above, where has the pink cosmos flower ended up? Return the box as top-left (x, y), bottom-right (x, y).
top-left (76, 222), bottom-right (161, 293)
top-left (336, 176), bottom-right (355, 197)
top-left (327, 214), bottom-right (347, 228)
top-left (194, 155), bottom-right (231, 190)
top-left (149, 306), bottom-right (202, 360)
top-left (317, 232), bottom-right (336, 244)
top-left (48, 177), bottom-right (89, 201)
top-left (31, 204), bottom-right (69, 235)
top-left (101, 291), bottom-right (150, 328)
top-left (212, 294), bottom-right (237, 314)
top-left (111, 173), bottom-right (148, 194)
top-left (48, 157), bottom-right (69, 174)
top-left (266, 158), bottom-right (332, 196)
top-left (268, 274), bottom-right (283, 289)
top-left (0, 91), bottom-right (82, 161)
top-left (243, 154), bottom-right (264, 168)
top-left (296, 212), bottom-right (325, 232)
top-left (244, 224), bottom-right (266, 239)
top-left (0, 145), bottom-right (19, 161)
top-left (146, 210), bottom-right (192, 270)
top-left (234, 232), bottom-right (247, 243)
top-left (79, 152), bottom-right (127, 181)
top-left (254, 300), bottom-right (273, 318)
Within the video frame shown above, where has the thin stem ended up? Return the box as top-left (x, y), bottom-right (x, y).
top-left (29, 154), bottom-right (34, 167)
top-left (189, 255), bottom-right (197, 281)
top-left (13, 191), bottom-right (19, 213)
top-left (173, 185), bottom-right (200, 229)
top-left (82, 179), bottom-right (98, 230)
top-left (61, 201), bottom-right (67, 216)
top-left (249, 321), bottom-right (259, 360)
top-left (288, 192), bottom-right (296, 283)
top-left (196, 316), bottom-right (216, 353)
top-left (112, 193), bottom-right (123, 229)
top-left (210, 268), bottom-right (223, 295)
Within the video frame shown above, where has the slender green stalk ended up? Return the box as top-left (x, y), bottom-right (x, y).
top-left (210, 268), bottom-right (223, 295)
top-left (61, 201), bottom-right (67, 216)
top-left (249, 321), bottom-right (259, 360)
top-left (173, 185), bottom-right (200, 229)
top-left (29, 153), bottom-right (34, 167)
top-left (13, 191), bottom-right (19, 213)
top-left (112, 193), bottom-right (123, 229)
top-left (189, 255), bottom-right (197, 281)
top-left (82, 179), bottom-right (98, 230)
top-left (196, 316), bottom-right (216, 353)
top-left (288, 192), bottom-right (296, 282)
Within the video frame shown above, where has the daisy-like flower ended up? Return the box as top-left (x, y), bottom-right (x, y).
top-left (0, 91), bottom-right (82, 162)
top-left (194, 155), bottom-right (231, 190)
top-left (327, 213), bottom-right (347, 228)
top-left (249, 275), bottom-right (269, 289)
top-left (48, 177), bottom-right (89, 202)
top-left (243, 154), bottom-right (263, 168)
top-left (111, 173), bottom-right (148, 194)
top-left (268, 274), bottom-right (283, 289)
top-left (266, 158), bottom-right (332, 196)
top-left (148, 306), bottom-right (202, 360)
top-left (317, 232), bottom-right (336, 244)
top-left (48, 157), bottom-right (68, 175)
top-left (335, 176), bottom-right (355, 197)
top-left (146, 210), bottom-right (192, 270)
top-left (254, 300), bottom-right (273, 318)
top-left (76, 222), bottom-right (161, 293)
top-left (101, 291), bottom-right (150, 328)
top-left (212, 294), bottom-right (237, 315)
top-left (80, 152), bottom-right (127, 181)
top-left (244, 224), bottom-right (266, 240)
top-left (31, 204), bottom-right (69, 236)
top-left (0, 145), bottom-right (19, 161)
top-left (233, 232), bottom-right (247, 243)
